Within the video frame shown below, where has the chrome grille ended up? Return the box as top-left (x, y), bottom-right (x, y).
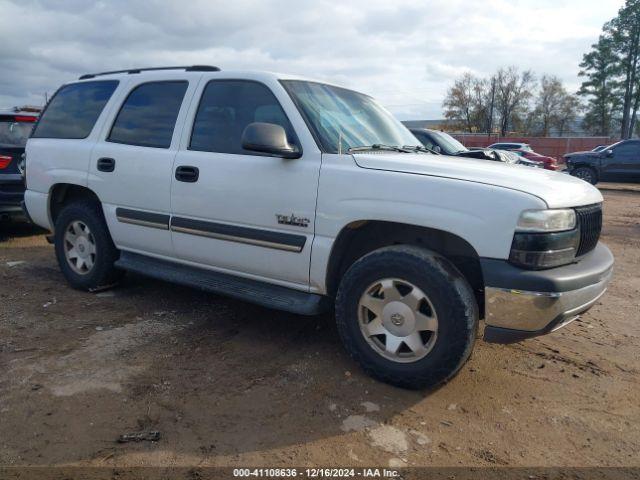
top-left (575, 203), bottom-right (602, 256)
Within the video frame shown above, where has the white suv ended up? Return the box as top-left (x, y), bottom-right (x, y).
top-left (23, 66), bottom-right (613, 389)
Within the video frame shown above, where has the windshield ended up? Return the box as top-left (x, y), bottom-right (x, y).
top-left (0, 120), bottom-right (33, 147)
top-left (431, 131), bottom-right (467, 154)
top-left (281, 80), bottom-right (418, 153)
top-left (604, 140), bottom-right (626, 150)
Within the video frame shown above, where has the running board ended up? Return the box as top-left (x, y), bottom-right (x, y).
top-left (114, 251), bottom-right (328, 316)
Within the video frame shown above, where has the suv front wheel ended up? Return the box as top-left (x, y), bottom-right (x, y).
top-left (571, 166), bottom-right (598, 185)
top-left (54, 201), bottom-right (123, 290)
top-left (335, 245), bottom-right (478, 390)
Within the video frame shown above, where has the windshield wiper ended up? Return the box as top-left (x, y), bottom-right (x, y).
top-left (347, 144), bottom-right (412, 153)
top-left (402, 145), bottom-right (440, 155)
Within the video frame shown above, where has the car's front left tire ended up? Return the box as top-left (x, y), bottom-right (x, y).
top-left (54, 200), bottom-right (123, 290)
top-left (335, 245), bottom-right (478, 390)
top-left (571, 166), bottom-right (598, 185)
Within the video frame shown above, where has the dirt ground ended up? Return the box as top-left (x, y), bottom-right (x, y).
top-left (0, 189), bottom-right (638, 470)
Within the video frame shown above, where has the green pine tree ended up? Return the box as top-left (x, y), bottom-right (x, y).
top-left (578, 35), bottom-right (620, 136)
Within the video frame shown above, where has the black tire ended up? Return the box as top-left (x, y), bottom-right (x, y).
top-left (54, 200), bottom-right (123, 290)
top-left (335, 245), bottom-right (478, 390)
top-left (571, 166), bottom-right (598, 185)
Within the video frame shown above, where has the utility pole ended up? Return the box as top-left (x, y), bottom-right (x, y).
top-left (487, 77), bottom-right (496, 143)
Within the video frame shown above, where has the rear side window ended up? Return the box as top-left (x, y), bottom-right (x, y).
top-left (189, 80), bottom-right (297, 155)
top-left (108, 81), bottom-right (188, 149)
top-left (32, 81), bottom-right (118, 139)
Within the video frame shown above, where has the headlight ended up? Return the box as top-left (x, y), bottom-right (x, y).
top-left (516, 209), bottom-right (576, 232)
top-left (510, 209), bottom-right (579, 269)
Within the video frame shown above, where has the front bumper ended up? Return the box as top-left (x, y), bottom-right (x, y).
top-left (481, 243), bottom-right (614, 343)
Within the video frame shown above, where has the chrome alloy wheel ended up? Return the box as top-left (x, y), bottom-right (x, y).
top-left (64, 220), bottom-right (96, 275)
top-left (358, 278), bottom-right (438, 363)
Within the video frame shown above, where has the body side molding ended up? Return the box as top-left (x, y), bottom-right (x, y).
top-left (170, 216), bottom-right (306, 252)
top-left (114, 208), bottom-right (307, 252)
top-left (115, 208), bottom-right (170, 230)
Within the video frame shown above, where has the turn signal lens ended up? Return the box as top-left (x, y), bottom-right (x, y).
top-left (509, 229), bottom-right (580, 269)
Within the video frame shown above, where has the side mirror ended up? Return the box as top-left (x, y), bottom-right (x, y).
top-left (241, 122), bottom-right (301, 159)
top-left (605, 149), bottom-right (614, 157)
top-left (433, 145), bottom-right (441, 154)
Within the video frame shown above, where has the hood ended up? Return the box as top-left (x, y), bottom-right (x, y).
top-left (352, 153), bottom-right (603, 208)
top-left (565, 150), bottom-right (599, 158)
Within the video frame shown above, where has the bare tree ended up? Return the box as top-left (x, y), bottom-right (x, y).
top-left (494, 67), bottom-right (536, 135)
top-left (443, 73), bottom-right (477, 132)
top-left (555, 94), bottom-right (582, 136)
top-left (533, 75), bottom-right (565, 135)
top-left (443, 73), bottom-right (499, 133)
top-left (527, 75), bottom-right (582, 136)
top-left (443, 67), bottom-right (541, 135)
top-left (471, 77), bottom-right (499, 134)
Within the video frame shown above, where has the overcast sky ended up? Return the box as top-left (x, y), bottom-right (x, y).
top-left (0, 0), bottom-right (623, 119)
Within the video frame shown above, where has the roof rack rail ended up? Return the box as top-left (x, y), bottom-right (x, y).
top-left (79, 65), bottom-right (220, 80)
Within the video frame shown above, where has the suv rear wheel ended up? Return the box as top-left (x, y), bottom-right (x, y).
top-left (54, 201), bottom-right (123, 290)
top-left (335, 245), bottom-right (477, 390)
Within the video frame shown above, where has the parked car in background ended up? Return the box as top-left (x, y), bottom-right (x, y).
top-left (0, 109), bottom-right (38, 221)
top-left (564, 139), bottom-right (640, 184)
top-left (512, 149), bottom-right (559, 171)
top-left (410, 129), bottom-right (541, 167)
top-left (488, 142), bottom-right (533, 152)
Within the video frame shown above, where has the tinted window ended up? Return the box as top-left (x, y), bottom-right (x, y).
top-left (190, 80), bottom-right (297, 154)
top-left (109, 81), bottom-right (187, 148)
top-left (32, 81), bottom-right (118, 139)
top-left (613, 142), bottom-right (640, 156)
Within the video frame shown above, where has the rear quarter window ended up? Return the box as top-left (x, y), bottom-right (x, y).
top-left (32, 81), bottom-right (119, 139)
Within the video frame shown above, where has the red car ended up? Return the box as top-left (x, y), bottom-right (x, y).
top-left (513, 149), bottom-right (559, 171)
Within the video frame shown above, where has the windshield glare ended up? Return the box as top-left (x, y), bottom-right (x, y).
top-left (432, 131), bottom-right (467, 154)
top-left (282, 80), bottom-right (418, 154)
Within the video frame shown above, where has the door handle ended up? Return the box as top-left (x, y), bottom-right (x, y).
top-left (97, 157), bottom-right (115, 172)
top-left (175, 165), bottom-right (199, 183)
